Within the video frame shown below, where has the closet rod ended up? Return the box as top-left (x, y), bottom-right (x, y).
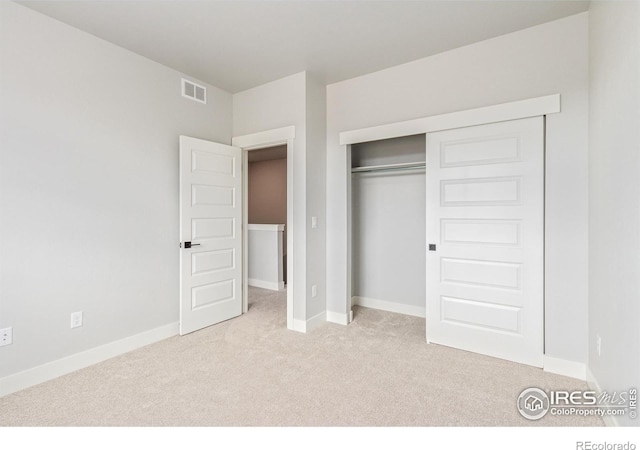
top-left (351, 161), bottom-right (426, 174)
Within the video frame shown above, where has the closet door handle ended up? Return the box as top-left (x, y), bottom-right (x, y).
top-left (428, 244), bottom-right (437, 251)
top-left (183, 241), bottom-right (201, 249)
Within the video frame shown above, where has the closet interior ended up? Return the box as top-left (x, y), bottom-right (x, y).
top-left (350, 134), bottom-right (427, 318)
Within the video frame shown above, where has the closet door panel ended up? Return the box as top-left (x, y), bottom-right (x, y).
top-left (426, 117), bottom-right (544, 367)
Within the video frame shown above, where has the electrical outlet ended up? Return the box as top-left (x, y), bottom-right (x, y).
top-left (311, 216), bottom-right (318, 229)
top-left (311, 285), bottom-right (317, 298)
top-left (70, 311), bottom-right (83, 329)
top-left (596, 334), bottom-right (602, 357)
top-left (0, 327), bottom-right (13, 347)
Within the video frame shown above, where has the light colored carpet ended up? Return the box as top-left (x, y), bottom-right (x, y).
top-left (0, 287), bottom-right (602, 426)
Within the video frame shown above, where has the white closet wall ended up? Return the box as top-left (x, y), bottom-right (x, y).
top-left (351, 135), bottom-right (426, 317)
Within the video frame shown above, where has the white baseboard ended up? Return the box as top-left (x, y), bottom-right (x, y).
top-left (543, 356), bottom-right (587, 381)
top-left (326, 310), bottom-right (349, 325)
top-left (289, 312), bottom-right (327, 333)
top-left (586, 367), bottom-right (620, 427)
top-left (306, 311), bottom-right (326, 332)
top-left (0, 322), bottom-right (178, 398)
top-left (248, 278), bottom-right (284, 291)
top-left (352, 296), bottom-right (426, 318)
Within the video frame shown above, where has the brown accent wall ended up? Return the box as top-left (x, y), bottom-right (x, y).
top-left (248, 158), bottom-right (287, 228)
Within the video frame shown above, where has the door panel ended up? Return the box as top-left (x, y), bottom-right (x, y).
top-left (426, 117), bottom-right (544, 367)
top-left (180, 136), bottom-right (242, 335)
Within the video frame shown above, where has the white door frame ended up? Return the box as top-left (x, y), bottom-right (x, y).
top-left (232, 126), bottom-right (296, 330)
top-left (339, 94), bottom-right (559, 332)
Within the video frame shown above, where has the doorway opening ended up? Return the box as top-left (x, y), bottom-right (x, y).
top-left (246, 145), bottom-right (288, 305)
top-left (238, 139), bottom-right (294, 329)
top-left (233, 125), bottom-right (295, 330)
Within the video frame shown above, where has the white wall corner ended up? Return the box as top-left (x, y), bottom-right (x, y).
top-left (305, 311), bottom-right (327, 332)
top-left (0, 322), bottom-right (179, 398)
top-left (543, 355), bottom-right (587, 381)
top-left (326, 310), bottom-right (349, 326)
top-left (586, 367), bottom-right (621, 427)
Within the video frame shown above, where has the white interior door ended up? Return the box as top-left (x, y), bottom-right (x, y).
top-left (426, 117), bottom-right (544, 367)
top-left (179, 136), bottom-right (242, 335)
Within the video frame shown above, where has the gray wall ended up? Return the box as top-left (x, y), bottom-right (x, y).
top-left (304, 74), bottom-right (327, 320)
top-left (327, 13), bottom-right (589, 364)
top-left (233, 71), bottom-right (327, 324)
top-left (588, 1), bottom-right (640, 426)
top-left (0, 2), bottom-right (232, 378)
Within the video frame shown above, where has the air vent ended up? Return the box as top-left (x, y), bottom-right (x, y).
top-left (182, 78), bottom-right (206, 104)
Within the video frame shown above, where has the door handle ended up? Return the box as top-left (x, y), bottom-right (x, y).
top-left (183, 241), bottom-right (201, 249)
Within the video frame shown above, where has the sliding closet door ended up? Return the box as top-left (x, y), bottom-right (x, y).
top-left (425, 117), bottom-right (544, 367)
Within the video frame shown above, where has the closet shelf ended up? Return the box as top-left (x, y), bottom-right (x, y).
top-left (351, 161), bottom-right (426, 174)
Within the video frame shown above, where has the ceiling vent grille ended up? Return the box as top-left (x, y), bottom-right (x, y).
top-left (182, 78), bottom-right (206, 104)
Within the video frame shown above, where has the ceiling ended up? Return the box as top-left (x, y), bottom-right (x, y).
top-left (19, 1), bottom-right (590, 93)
